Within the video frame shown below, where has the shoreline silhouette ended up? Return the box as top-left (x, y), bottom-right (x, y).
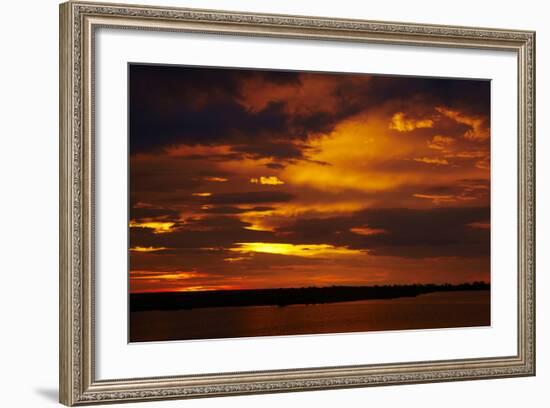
top-left (130, 282), bottom-right (490, 312)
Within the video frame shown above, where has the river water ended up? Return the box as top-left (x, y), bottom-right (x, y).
top-left (130, 290), bottom-right (490, 342)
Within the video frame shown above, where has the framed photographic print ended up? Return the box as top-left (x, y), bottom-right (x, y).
top-left (59, 1), bottom-right (536, 405)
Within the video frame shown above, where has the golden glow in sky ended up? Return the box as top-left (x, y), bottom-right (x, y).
top-left (230, 242), bottom-right (363, 257)
top-left (130, 246), bottom-right (168, 252)
top-left (129, 221), bottom-right (175, 234)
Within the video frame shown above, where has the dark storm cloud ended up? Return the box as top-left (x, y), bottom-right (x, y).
top-left (420, 185), bottom-right (456, 194)
top-left (231, 141), bottom-right (306, 161)
top-left (129, 65), bottom-right (324, 160)
top-left (264, 162), bottom-right (286, 169)
top-left (129, 64), bottom-right (299, 118)
top-left (201, 206), bottom-right (275, 215)
top-left (185, 215), bottom-right (251, 230)
top-left (205, 191), bottom-right (295, 205)
top-left (129, 248), bottom-right (229, 271)
top-left (130, 64), bottom-right (490, 162)
top-left (131, 207), bottom-right (180, 220)
top-left (365, 75), bottom-right (491, 117)
top-left (130, 159), bottom-right (204, 194)
top-left (277, 206), bottom-right (490, 258)
top-left (131, 99), bottom-right (287, 152)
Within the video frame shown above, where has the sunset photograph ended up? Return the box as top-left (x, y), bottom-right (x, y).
top-left (128, 64), bottom-right (491, 342)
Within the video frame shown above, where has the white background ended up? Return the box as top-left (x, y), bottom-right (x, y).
top-left (96, 28), bottom-right (517, 379)
top-left (0, 0), bottom-right (546, 407)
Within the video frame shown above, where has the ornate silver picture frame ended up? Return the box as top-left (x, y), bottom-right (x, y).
top-left (59, 1), bottom-right (535, 405)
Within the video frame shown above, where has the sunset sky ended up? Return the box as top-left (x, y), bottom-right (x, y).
top-left (129, 64), bottom-right (490, 293)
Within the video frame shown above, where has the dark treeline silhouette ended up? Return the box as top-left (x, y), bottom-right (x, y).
top-left (130, 282), bottom-right (490, 312)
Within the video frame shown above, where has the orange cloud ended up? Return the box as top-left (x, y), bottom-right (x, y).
top-left (239, 73), bottom-right (363, 116)
top-left (445, 150), bottom-right (487, 159)
top-left (191, 192), bottom-right (212, 197)
top-left (413, 157), bottom-right (449, 165)
top-left (280, 112), bottom-right (488, 198)
top-left (175, 285), bottom-right (237, 292)
top-left (427, 135), bottom-right (454, 150)
top-left (389, 112), bottom-right (434, 132)
top-left (475, 157), bottom-right (490, 170)
top-left (350, 227), bottom-right (387, 236)
top-left (165, 144), bottom-right (232, 157)
top-left (435, 107), bottom-right (489, 141)
top-left (129, 220), bottom-right (175, 233)
top-left (134, 202), bottom-right (154, 208)
top-left (130, 270), bottom-right (205, 281)
top-left (237, 202), bottom-right (367, 236)
top-left (412, 181), bottom-right (489, 204)
top-left (413, 193), bottom-right (456, 203)
top-left (129, 270), bottom-right (232, 293)
top-left (244, 223), bottom-right (275, 232)
top-left (224, 256), bottom-right (249, 263)
top-left (250, 176), bottom-right (285, 185)
top-left (130, 246), bottom-right (168, 252)
top-left (204, 176), bottom-right (228, 182)
top-left (467, 221), bottom-right (490, 229)
top-left (282, 116), bottom-right (423, 193)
